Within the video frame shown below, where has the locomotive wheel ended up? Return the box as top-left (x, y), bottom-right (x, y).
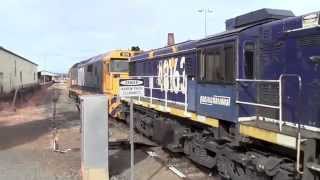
top-left (217, 156), bottom-right (271, 180)
top-left (184, 136), bottom-right (216, 168)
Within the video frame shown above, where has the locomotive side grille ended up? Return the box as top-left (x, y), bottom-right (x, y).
top-left (256, 27), bottom-right (282, 119)
top-left (185, 57), bottom-right (195, 77)
top-left (262, 29), bottom-right (272, 42)
top-left (298, 35), bottom-right (320, 47)
top-left (257, 82), bottom-right (279, 119)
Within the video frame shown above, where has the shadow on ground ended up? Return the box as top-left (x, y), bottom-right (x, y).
top-left (0, 110), bottom-right (80, 151)
top-left (0, 118), bottom-right (51, 150)
top-left (109, 149), bottom-right (149, 176)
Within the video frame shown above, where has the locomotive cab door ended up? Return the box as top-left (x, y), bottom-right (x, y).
top-left (103, 62), bottom-right (112, 94)
top-left (196, 40), bottom-right (238, 123)
top-left (241, 39), bottom-right (280, 121)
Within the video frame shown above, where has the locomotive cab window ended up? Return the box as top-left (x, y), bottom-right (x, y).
top-left (94, 67), bottom-right (98, 75)
top-left (129, 61), bottom-right (136, 76)
top-left (87, 65), bottom-right (93, 72)
top-left (110, 59), bottom-right (128, 72)
top-left (244, 43), bottom-right (255, 79)
top-left (198, 43), bottom-right (235, 83)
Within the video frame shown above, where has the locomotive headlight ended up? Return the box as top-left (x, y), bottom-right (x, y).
top-left (302, 12), bottom-right (320, 28)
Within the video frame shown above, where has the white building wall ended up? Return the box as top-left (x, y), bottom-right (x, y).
top-left (0, 49), bottom-right (38, 94)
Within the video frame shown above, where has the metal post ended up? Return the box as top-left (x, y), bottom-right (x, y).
top-left (138, 76), bottom-right (141, 104)
top-left (130, 98), bottom-right (134, 180)
top-left (204, 10), bottom-right (207, 36)
top-left (150, 77), bottom-right (153, 105)
top-left (165, 90), bottom-right (168, 110)
top-left (198, 9), bottom-right (213, 37)
top-left (279, 76), bottom-right (283, 131)
top-left (184, 76), bottom-right (188, 113)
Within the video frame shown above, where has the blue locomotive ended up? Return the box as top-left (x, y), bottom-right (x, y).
top-left (122, 9), bottom-right (320, 180)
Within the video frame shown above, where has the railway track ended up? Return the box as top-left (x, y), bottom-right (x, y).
top-left (109, 118), bottom-right (219, 180)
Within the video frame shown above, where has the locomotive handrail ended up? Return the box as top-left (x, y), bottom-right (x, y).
top-left (236, 74), bottom-right (302, 132)
top-left (279, 74), bottom-right (302, 132)
top-left (236, 79), bottom-right (280, 83)
top-left (235, 100), bottom-right (280, 109)
top-left (236, 78), bottom-right (282, 129)
top-left (127, 75), bottom-right (189, 116)
top-left (279, 74), bottom-right (303, 175)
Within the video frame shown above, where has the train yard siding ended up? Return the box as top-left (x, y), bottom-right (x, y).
top-left (109, 119), bottom-right (217, 180)
top-left (0, 83), bottom-right (81, 180)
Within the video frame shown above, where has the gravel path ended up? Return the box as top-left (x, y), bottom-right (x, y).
top-left (0, 83), bottom-right (81, 180)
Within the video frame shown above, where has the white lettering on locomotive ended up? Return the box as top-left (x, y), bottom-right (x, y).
top-left (200, 95), bottom-right (231, 107)
top-left (157, 57), bottom-right (186, 94)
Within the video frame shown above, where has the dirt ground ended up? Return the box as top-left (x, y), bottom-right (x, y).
top-left (0, 83), bottom-right (215, 180)
top-left (0, 83), bottom-right (81, 180)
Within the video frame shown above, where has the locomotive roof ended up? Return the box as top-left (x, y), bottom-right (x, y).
top-left (130, 25), bottom-right (267, 61)
top-left (85, 53), bottom-right (105, 64)
top-left (226, 8), bottom-right (294, 30)
top-left (70, 62), bottom-right (79, 68)
top-left (77, 49), bottom-right (133, 67)
top-left (197, 24), bottom-right (252, 45)
top-left (131, 40), bottom-right (196, 61)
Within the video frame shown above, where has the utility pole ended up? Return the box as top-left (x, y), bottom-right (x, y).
top-left (198, 9), bottom-right (213, 37)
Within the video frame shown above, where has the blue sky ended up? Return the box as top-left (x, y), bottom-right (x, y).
top-left (0, 0), bottom-right (318, 73)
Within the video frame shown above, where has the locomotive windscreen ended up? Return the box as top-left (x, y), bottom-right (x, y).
top-left (110, 60), bottom-right (129, 72)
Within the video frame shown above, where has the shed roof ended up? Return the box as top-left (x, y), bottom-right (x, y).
top-left (38, 70), bottom-right (57, 77)
top-left (0, 46), bottom-right (38, 66)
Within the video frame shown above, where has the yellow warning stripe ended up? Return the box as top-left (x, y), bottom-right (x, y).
top-left (126, 99), bottom-right (219, 128)
top-left (240, 124), bottom-right (297, 149)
